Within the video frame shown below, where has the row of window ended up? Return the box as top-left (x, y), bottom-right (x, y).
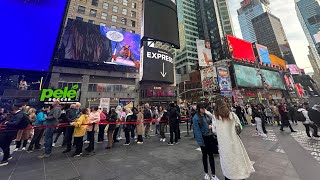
top-left (88, 84), bottom-right (136, 92)
top-left (89, 0), bottom-right (136, 9)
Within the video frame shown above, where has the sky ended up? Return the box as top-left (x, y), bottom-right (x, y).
top-left (227, 0), bottom-right (313, 73)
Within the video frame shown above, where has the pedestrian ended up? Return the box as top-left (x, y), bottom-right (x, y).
top-left (252, 105), bottom-right (267, 138)
top-left (39, 100), bottom-right (62, 159)
top-left (297, 103), bottom-right (319, 138)
top-left (136, 106), bottom-right (144, 144)
top-left (158, 106), bottom-right (168, 142)
top-left (167, 103), bottom-right (179, 146)
top-left (53, 106), bottom-right (68, 147)
top-left (214, 98), bottom-right (255, 180)
top-left (175, 104), bottom-right (181, 139)
top-left (308, 104), bottom-right (320, 129)
top-left (153, 106), bottom-right (160, 135)
top-left (85, 106), bottom-right (100, 153)
top-left (273, 104), bottom-right (281, 126)
top-left (0, 105), bottom-right (29, 166)
top-left (264, 106), bottom-right (273, 125)
top-left (62, 104), bottom-right (78, 153)
top-left (105, 108), bottom-right (117, 149)
top-left (70, 108), bottom-right (89, 157)
top-left (131, 107), bottom-right (138, 140)
top-left (123, 108), bottom-right (134, 145)
top-left (288, 104), bottom-right (298, 125)
top-left (144, 103), bottom-right (152, 139)
top-left (113, 106), bottom-right (122, 143)
top-left (279, 103), bottom-right (297, 133)
top-left (97, 109), bottom-right (107, 143)
top-left (192, 103), bottom-right (219, 180)
top-left (27, 105), bottom-right (50, 152)
top-left (15, 107), bottom-right (36, 151)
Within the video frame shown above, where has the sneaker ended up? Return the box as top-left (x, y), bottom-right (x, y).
top-left (174, 142), bottom-right (179, 145)
top-left (260, 133), bottom-right (267, 138)
top-left (123, 143), bottom-right (130, 146)
top-left (27, 150), bottom-right (33, 153)
top-left (71, 153), bottom-right (81, 157)
top-left (97, 141), bottom-right (103, 144)
top-left (8, 156), bottom-right (13, 160)
top-left (313, 135), bottom-right (320, 138)
top-left (160, 138), bottom-right (163, 142)
top-left (21, 147), bottom-right (26, 151)
top-left (204, 173), bottom-right (210, 180)
top-left (13, 148), bottom-right (20, 152)
top-left (167, 142), bottom-right (174, 146)
top-left (137, 141), bottom-right (143, 144)
top-left (52, 143), bottom-right (56, 147)
top-left (84, 140), bottom-right (90, 144)
top-left (211, 175), bottom-right (220, 180)
top-left (0, 161), bottom-right (8, 167)
top-left (38, 154), bottom-right (51, 159)
top-left (162, 138), bottom-right (166, 142)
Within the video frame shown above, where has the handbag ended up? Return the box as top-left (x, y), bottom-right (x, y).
top-left (232, 113), bottom-right (242, 135)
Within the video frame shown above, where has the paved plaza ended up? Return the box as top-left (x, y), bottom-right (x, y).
top-left (1, 123), bottom-right (320, 180)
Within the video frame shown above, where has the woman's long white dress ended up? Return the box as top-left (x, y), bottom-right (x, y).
top-left (215, 112), bottom-right (255, 180)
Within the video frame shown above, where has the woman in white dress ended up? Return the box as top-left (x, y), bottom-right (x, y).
top-left (214, 98), bottom-right (255, 180)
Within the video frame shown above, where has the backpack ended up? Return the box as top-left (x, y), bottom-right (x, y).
top-left (296, 111), bottom-right (306, 122)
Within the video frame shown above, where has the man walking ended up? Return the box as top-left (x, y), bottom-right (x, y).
top-left (39, 100), bottom-right (62, 159)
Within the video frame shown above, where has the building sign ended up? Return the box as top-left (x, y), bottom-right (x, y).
top-left (196, 39), bottom-right (213, 67)
top-left (143, 86), bottom-right (176, 98)
top-left (217, 66), bottom-right (232, 95)
top-left (40, 84), bottom-right (80, 104)
top-left (100, 98), bottom-right (110, 110)
top-left (200, 66), bottom-right (218, 92)
top-left (142, 46), bottom-right (174, 84)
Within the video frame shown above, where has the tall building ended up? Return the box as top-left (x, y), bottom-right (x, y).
top-left (66, 0), bottom-right (142, 34)
top-left (217, 0), bottom-right (235, 36)
top-left (175, 0), bottom-right (199, 75)
top-left (252, 12), bottom-right (297, 64)
top-left (237, 0), bottom-right (270, 43)
top-left (295, 0), bottom-right (320, 70)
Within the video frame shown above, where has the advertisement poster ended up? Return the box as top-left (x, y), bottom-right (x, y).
top-left (233, 90), bottom-right (244, 105)
top-left (119, 98), bottom-right (134, 107)
top-left (283, 73), bottom-right (295, 91)
top-left (227, 35), bottom-right (256, 63)
top-left (217, 66), bottom-right (232, 95)
top-left (100, 98), bottom-right (110, 110)
top-left (59, 20), bottom-right (140, 68)
top-left (286, 64), bottom-right (300, 75)
top-left (256, 44), bottom-right (271, 64)
top-left (200, 66), bottom-right (218, 91)
top-left (196, 39), bottom-right (213, 66)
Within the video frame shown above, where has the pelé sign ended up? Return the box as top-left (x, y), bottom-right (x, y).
top-left (40, 84), bottom-right (80, 104)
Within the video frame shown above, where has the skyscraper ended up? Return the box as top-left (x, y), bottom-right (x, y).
top-left (237, 0), bottom-right (270, 43)
top-left (217, 0), bottom-right (235, 36)
top-left (66, 0), bottom-right (142, 34)
top-left (252, 12), bottom-right (296, 64)
top-left (295, 0), bottom-right (320, 70)
top-left (175, 0), bottom-right (199, 75)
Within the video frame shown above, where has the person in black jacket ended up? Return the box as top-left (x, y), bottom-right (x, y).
top-left (123, 108), bottom-right (134, 145)
top-left (0, 105), bottom-right (28, 166)
top-left (168, 103), bottom-right (179, 145)
top-left (105, 108), bottom-right (117, 149)
top-left (143, 103), bottom-right (152, 139)
top-left (53, 105), bottom-right (69, 147)
top-left (62, 104), bottom-right (78, 153)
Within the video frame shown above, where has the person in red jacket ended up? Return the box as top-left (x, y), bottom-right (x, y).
top-left (97, 109), bottom-right (107, 143)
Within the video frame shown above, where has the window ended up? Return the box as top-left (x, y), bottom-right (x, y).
top-left (101, 12), bottom-right (108, 20)
top-left (90, 9), bottom-right (97, 17)
top-left (132, 2), bottom-right (137, 9)
top-left (100, 23), bottom-right (106, 26)
top-left (88, 20), bottom-right (94, 24)
top-left (112, 15), bottom-right (117, 22)
top-left (77, 5), bottom-right (86, 14)
top-left (130, 30), bottom-right (135, 33)
top-left (114, 0), bottom-right (118, 3)
top-left (131, 11), bottom-right (136, 18)
top-left (111, 25), bottom-right (117, 29)
top-left (76, 16), bottom-right (83, 21)
top-left (122, 8), bottom-right (127, 15)
top-left (121, 17), bottom-right (127, 25)
top-left (123, 0), bottom-right (128, 6)
top-left (113, 6), bottom-right (118, 13)
top-left (131, 20), bottom-right (136, 27)
top-left (102, 2), bottom-right (108, 9)
top-left (122, 27), bottom-right (126, 31)
top-left (91, 0), bottom-right (98, 6)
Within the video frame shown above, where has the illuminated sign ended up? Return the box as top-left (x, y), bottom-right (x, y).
top-left (40, 84), bottom-right (80, 104)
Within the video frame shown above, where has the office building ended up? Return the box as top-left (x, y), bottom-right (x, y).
top-left (252, 12), bottom-right (297, 64)
top-left (237, 0), bottom-right (270, 43)
top-left (295, 0), bottom-right (320, 70)
top-left (217, 0), bottom-right (235, 36)
top-left (66, 0), bottom-right (142, 34)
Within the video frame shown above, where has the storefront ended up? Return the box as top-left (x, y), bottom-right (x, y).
top-left (139, 83), bottom-right (176, 106)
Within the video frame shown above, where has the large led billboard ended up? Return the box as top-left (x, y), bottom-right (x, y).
top-left (0, 0), bottom-right (68, 71)
top-left (234, 64), bottom-right (284, 89)
top-left (227, 35), bottom-right (256, 63)
top-left (58, 19), bottom-right (140, 68)
top-left (253, 43), bottom-right (271, 64)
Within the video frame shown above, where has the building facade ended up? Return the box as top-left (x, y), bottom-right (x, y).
top-left (295, 0), bottom-right (320, 71)
top-left (66, 0), bottom-right (142, 33)
top-left (237, 0), bottom-right (270, 43)
top-left (217, 0), bottom-right (235, 36)
top-left (252, 12), bottom-right (297, 64)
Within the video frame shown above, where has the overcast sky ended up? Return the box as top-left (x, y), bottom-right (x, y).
top-left (227, 0), bottom-right (313, 72)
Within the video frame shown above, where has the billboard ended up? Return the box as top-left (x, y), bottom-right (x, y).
top-left (142, 0), bottom-right (180, 48)
top-left (227, 35), bottom-right (256, 63)
top-left (217, 66), bottom-right (232, 95)
top-left (196, 40), bottom-right (213, 67)
top-left (58, 19), bottom-right (140, 68)
top-left (142, 47), bottom-right (174, 84)
top-left (270, 54), bottom-right (287, 70)
top-left (233, 64), bottom-right (284, 89)
top-left (254, 43), bottom-right (271, 64)
top-left (200, 67), bottom-right (218, 92)
top-left (0, 0), bottom-right (68, 71)
top-left (286, 64), bottom-right (300, 75)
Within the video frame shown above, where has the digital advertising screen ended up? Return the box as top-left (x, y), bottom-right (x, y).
top-left (255, 43), bottom-right (271, 64)
top-left (196, 39), bottom-right (213, 67)
top-left (58, 19), bottom-right (140, 68)
top-left (200, 67), bottom-right (218, 92)
top-left (0, 0), bottom-right (68, 71)
top-left (227, 35), bottom-right (256, 63)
